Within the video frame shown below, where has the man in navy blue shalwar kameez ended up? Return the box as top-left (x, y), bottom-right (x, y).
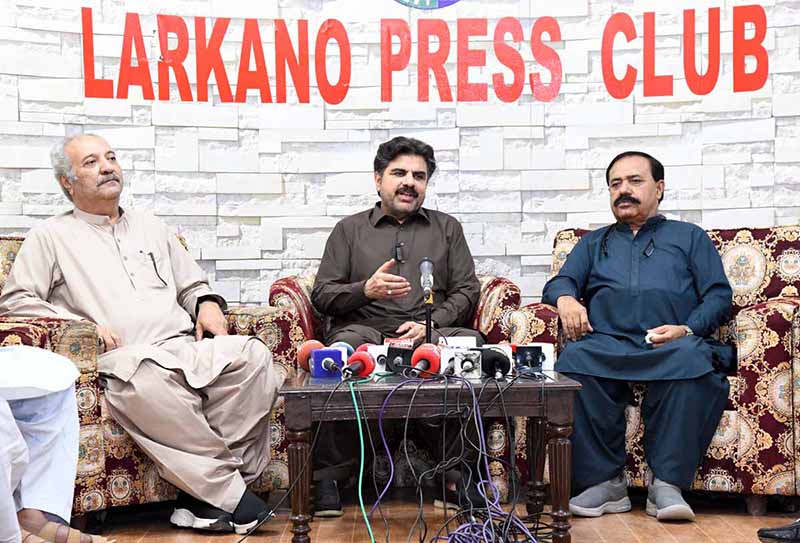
top-left (542, 151), bottom-right (734, 522)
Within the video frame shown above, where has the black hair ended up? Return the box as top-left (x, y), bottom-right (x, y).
top-left (373, 136), bottom-right (436, 179)
top-left (605, 150), bottom-right (665, 202)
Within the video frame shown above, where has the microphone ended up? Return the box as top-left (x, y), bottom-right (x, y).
top-left (320, 356), bottom-right (340, 373)
top-left (419, 257), bottom-right (434, 297)
top-left (297, 339), bottom-right (324, 372)
top-left (356, 343), bottom-right (375, 353)
top-left (330, 341), bottom-right (354, 357)
top-left (342, 351), bottom-right (376, 378)
top-left (410, 343), bottom-right (441, 377)
top-left (481, 347), bottom-right (512, 380)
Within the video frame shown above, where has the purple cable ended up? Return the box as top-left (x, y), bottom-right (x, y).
top-left (369, 377), bottom-right (421, 516)
top-left (448, 376), bottom-right (538, 542)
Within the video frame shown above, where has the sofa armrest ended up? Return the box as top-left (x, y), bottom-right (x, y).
top-left (472, 276), bottom-right (521, 343)
top-left (0, 317), bottom-right (101, 417)
top-left (498, 303), bottom-right (560, 346)
top-left (226, 306), bottom-right (305, 378)
top-left (268, 275), bottom-right (321, 341)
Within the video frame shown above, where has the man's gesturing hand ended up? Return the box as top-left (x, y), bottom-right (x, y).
top-left (364, 259), bottom-right (412, 300)
top-left (195, 300), bottom-right (229, 341)
top-left (96, 325), bottom-right (122, 353)
top-left (556, 295), bottom-right (593, 341)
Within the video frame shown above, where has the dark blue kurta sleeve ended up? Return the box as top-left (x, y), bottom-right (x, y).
top-left (685, 229), bottom-right (733, 337)
top-left (542, 235), bottom-right (593, 306)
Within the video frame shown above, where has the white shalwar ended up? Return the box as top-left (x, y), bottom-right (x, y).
top-left (0, 346), bottom-right (79, 543)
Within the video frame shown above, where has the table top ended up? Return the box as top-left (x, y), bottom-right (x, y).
top-left (281, 371), bottom-right (580, 428)
top-left (281, 371), bottom-right (579, 394)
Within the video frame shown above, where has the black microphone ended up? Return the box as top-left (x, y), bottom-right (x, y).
top-left (481, 348), bottom-right (511, 380)
top-left (320, 357), bottom-right (340, 373)
top-left (419, 257), bottom-right (434, 297)
top-left (643, 238), bottom-right (655, 257)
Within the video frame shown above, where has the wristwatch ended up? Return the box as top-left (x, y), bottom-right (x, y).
top-left (682, 325), bottom-right (694, 336)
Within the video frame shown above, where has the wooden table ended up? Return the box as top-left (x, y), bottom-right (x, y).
top-left (281, 372), bottom-right (580, 543)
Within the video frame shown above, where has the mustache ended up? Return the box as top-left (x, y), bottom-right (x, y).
top-left (396, 187), bottom-right (418, 198)
top-left (614, 194), bottom-right (640, 207)
top-left (97, 173), bottom-right (120, 186)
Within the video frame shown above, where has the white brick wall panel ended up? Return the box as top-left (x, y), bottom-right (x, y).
top-left (155, 172), bottom-right (216, 194)
top-left (0, 145), bottom-right (51, 168)
top-left (155, 129), bottom-right (198, 172)
top-left (92, 126), bottom-right (155, 149)
top-left (202, 247), bottom-right (262, 261)
top-left (18, 78), bottom-right (83, 103)
top-left (154, 193), bottom-right (215, 216)
top-left (152, 102), bottom-right (238, 128)
top-left (521, 170), bottom-right (590, 191)
top-left (0, 202), bottom-right (23, 215)
top-left (324, 173), bottom-right (375, 196)
top-left (280, 146), bottom-right (374, 174)
top-left (774, 93), bottom-right (800, 117)
top-left (0, 1), bottom-right (794, 298)
top-left (21, 168), bottom-right (59, 193)
top-left (701, 118), bottom-right (775, 144)
top-left (241, 103), bottom-right (324, 130)
top-left (199, 140), bottom-right (260, 173)
top-left (215, 259), bottom-right (282, 271)
top-left (390, 128), bottom-right (460, 150)
top-left (198, 128), bottom-right (239, 141)
top-left (457, 104), bottom-right (534, 128)
top-left (216, 173), bottom-right (283, 194)
top-left (459, 171), bottom-right (521, 192)
top-left (703, 208), bottom-right (775, 229)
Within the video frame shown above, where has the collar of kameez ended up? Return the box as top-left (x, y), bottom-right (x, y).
top-left (615, 214), bottom-right (666, 233)
top-left (72, 206), bottom-right (126, 226)
top-left (369, 202), bottom-right (431, 227)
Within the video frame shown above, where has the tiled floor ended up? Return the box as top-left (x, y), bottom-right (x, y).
top-left (95, 491), bottom-right (795, 543)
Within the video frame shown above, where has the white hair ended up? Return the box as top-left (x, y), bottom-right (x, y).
top-left (50, 133), bottom-right (104, 202)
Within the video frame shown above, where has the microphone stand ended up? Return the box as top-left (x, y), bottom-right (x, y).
top-left (424, 289), bottom-right (433, 344)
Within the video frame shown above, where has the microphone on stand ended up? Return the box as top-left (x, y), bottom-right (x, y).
top-left (419, 257), bottom-right (434, 343)
top-left (419, 257), bottom-right (434, 298)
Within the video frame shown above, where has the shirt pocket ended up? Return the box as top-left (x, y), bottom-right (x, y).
top-left (137, 249), bottom-right (171, 289)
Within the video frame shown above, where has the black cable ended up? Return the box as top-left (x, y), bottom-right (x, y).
top-left (494, 377), bottom-right (520, 542)
top-left (236, 379), bottom-right (348, 543)
top-left (403, 378), bottom-right (428, 543)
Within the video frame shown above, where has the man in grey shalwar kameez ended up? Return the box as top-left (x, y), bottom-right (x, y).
top-left (542, 151), bottom-right (733, 522)
top-left (0, 134), bottom-right (284, 534)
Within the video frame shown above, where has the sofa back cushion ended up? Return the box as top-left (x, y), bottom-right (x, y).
top-left (0, 237), bottom-right (23, 296)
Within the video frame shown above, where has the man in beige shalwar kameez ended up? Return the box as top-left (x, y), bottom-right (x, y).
top-left (0, 134), bottom-right (284, 534)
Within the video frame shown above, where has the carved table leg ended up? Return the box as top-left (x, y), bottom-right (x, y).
top-left (548, 422), bottom-right (573, 543)
top-left (526, 416), bottom-right (548, 515)
top-left (288, 429), bottom-right (312, 543)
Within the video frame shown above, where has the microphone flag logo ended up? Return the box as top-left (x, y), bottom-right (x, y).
top-left (393, 0), bottom-right (462, 9)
